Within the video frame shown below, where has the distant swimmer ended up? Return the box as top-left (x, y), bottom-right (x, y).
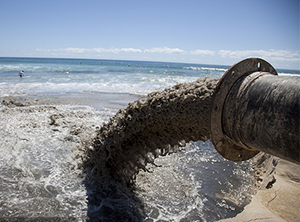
top-left (19, 70), bottom-right (24, 77)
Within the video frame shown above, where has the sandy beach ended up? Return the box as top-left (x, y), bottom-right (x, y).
top-left (218, 153), bottom-right (300, 222)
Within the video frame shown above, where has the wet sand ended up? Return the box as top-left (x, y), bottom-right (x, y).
top-left (218, 153), bottom-right (300, 222)
top-left (1, 92), bottom-right (141, 111)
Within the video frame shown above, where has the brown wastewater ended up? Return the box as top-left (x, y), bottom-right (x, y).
top-left (83, 77), bottom-right (254, 221)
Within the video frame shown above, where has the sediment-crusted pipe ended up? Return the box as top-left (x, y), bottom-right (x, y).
top-left (210, 58), bottom-right (300, 164)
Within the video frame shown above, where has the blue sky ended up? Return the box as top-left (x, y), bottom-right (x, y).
top-left (1, 0), bottom-right (299, 69)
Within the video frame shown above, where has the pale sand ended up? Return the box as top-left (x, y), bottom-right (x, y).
top-left (218, 153), bottom-right (300, 222)
top-left (1, 92), bottom-right (141, 110)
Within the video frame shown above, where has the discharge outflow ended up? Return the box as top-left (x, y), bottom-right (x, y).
top-left (85, 77), bottom-right (218, 185)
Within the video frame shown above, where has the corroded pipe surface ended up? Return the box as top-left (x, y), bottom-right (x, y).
top-left (211, 58), bottom-right (300, 164)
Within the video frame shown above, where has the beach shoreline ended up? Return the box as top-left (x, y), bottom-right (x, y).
top-left (0, 92), bottom-right (141, 111)
top-left (1, 95), bottom-right (299, 221)
top-left (218, 153), bottom-right (300, 222)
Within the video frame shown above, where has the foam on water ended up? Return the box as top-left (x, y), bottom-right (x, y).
top-left (0, 57), bottom-right (228, 98)
top-left (0, 104), bottom-right (113, 220)
top-left (136, 141), bottom-right (253, 221)
top-left (0, 71), bottom-right (201, 98)
top-left (184, 66), bottom-right (228, 73)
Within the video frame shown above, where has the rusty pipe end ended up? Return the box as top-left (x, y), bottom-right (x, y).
top-left (210, 58), bottom-right (277, 161)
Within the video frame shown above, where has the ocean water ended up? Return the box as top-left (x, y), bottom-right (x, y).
top-left (1, 57), bottom-right (297, 99)
top-left (0, 57), bottom-right (298, 221)
top-left (0, 57), bottom-right (227, 98)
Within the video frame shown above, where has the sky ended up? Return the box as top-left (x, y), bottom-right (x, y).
top-left (1, 0), bottom-right (299, 69)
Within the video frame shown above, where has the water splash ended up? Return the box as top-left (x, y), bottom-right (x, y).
top-left (0, 76), bottom-right (254, 221)
top-left (86, 77), bottom-right (218, 184)
top-left (83, 77), bottom-right (220, 220)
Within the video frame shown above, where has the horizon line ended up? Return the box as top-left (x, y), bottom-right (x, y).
top-left (1, 56), bottom-right (300, 72)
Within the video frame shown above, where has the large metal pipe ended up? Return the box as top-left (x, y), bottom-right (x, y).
top-left (210, 58), bottom-right (300, 165)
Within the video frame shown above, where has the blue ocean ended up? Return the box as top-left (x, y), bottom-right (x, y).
top-left (1, 57), bottom-right (297, 100)
top-left (0, 57), bottom-right (228, 98)
top-left (0, 57), bottom-right (298, 221)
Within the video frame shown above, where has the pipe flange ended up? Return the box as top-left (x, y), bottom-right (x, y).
top-left (210, 58), bottom-right (277, 161)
